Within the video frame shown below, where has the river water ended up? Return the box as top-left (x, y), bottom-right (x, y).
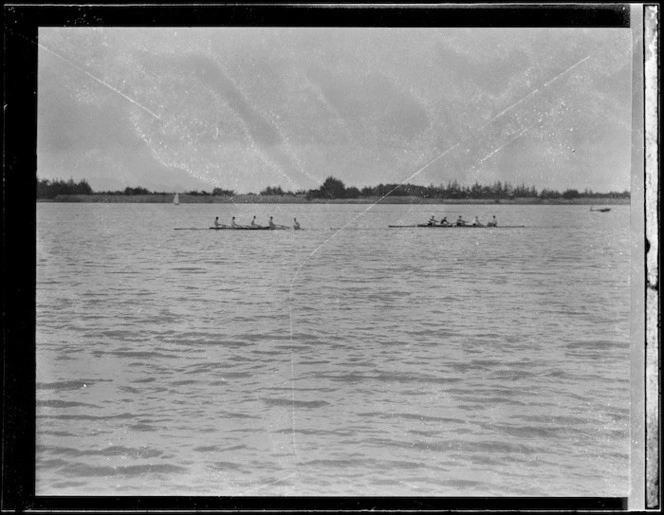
top-left (36, 202), bottom-right (631, 496)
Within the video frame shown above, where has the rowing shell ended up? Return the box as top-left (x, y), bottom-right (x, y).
top-left (388, 224), bottom-right (525, 228)
top-left (208, 226), bottom-right (290, 230)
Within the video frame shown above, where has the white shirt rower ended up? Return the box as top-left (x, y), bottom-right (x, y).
top-left (472, 216), bottom-right (481, 226)
top-left (231, 216), bottom-right (239, 228)
top-left (214, 216), bottom-right (221, 227)
top-left (251, 216), bottom-right (257, 227)
top-left (487, 215), bottom-right (497, 227)
top-left (268, 216), bottom-right (276, 229)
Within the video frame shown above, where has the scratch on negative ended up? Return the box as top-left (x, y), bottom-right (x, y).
top-left (477, 124), bottom-right (537, 166)
top-left (38, 41), bottom-right (162, 121)
top-left (286, 55), bottom-right (592, 458)
top-left (287, 53), bottom-right (594, 312)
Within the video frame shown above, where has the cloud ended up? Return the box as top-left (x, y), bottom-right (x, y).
top-left (37, 27), bottom-right (632, 193)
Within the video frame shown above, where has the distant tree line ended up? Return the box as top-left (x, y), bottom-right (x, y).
top-left (97, 187), bottom-right (236, 196)
top-left (37, 178), bottom-right (93, 199)
top-left (302, 177), bottom-right (630, 201)
top-left (37, 176), bottom-right (630, 200)
top-left (184, 187), bottom-right (235, 196)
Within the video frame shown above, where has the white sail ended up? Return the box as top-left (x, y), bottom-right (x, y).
top-left (173, 192), bottom-right (180, 205)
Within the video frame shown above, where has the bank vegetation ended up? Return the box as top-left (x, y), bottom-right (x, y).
top-left (37, 176), bottom-right (631, 204)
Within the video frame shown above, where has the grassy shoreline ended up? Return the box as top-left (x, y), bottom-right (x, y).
top-left (38, 194), bottom-right (630, 205)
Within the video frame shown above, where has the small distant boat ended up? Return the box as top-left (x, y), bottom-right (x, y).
top-left (590, 207), bottom-right (611, 212)
top-left (173, 192), bottom-right (180, 205)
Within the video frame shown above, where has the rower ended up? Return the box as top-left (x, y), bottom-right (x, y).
top-left (439, 217), bottom-right (450, 226)
top-left (427, 215), bottom-right (438, 226)
top-left (268, 216), bottom-right (276, 229)
top-left (471, 216), bottom-right (482, 226)
top-left (456, 215), bottom-right (467, 226)
top-left (231, 216), bottom-right (239, 228)
top-left (214, 216), bottom-right (221, 227)
top-left (251, 216), bottom-right (258, 227)
top-left (293, 218), bottom-right (301, 230)
top-left (487, 215), bottom-right (497, 227)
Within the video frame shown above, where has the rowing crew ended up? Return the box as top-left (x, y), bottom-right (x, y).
top-left (214, 216), bottom-right (301, 229)
top-left (427, 215), bottom-right (497, 227)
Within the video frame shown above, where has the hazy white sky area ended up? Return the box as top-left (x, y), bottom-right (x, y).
top-left (38, 27), bottom-right (633, 193)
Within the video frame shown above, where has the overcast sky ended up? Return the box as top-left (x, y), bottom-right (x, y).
top-left (38, 27), bottom-right (633, 193)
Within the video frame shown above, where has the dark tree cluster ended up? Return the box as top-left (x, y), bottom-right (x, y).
top-left (359, 180), bottom-right (540, 200)
top-left (185, 188), bottom-right (236, 196)
top-left (212, 187), bottom-right (235, 196)
top-left (260, 186), bottom-right (285, 196)
top-left (306, 177), bottom-right (347, 200)
top-left (123, 186), bottom-right (151, 195)
top-left (37, 178), bottom-right (93, 199)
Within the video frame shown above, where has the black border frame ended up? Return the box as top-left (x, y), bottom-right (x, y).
top-left (3, 3), bottom-right (634, 512)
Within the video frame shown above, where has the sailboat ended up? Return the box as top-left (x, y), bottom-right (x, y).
top-left (173, 192), bottom-right (180, 205)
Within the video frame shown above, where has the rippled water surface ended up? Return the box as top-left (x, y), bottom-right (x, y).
top-left (36, 202), bottom-right (631, 496)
